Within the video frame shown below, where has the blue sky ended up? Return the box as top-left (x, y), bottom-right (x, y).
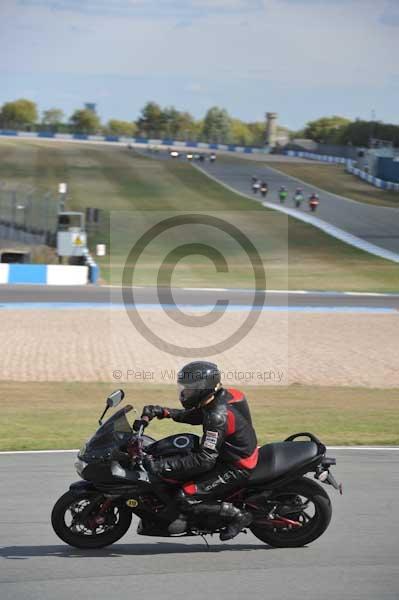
top-left (1, 0), bottom-right (398, 129)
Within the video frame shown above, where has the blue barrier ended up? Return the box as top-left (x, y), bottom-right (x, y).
top-left (0, 130), bottom-right (264, 155)
top-left (88, 263), bottom-right (99, 283)
top-left (8, 264), bottom-right (47, 284)
top-left (286, 150), bottom-right (399, 191)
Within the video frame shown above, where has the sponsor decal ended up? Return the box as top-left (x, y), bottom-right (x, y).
top-left (203, 430), bottom-right (218, 450)
top-left (126, 499), bottom-right (139, 508)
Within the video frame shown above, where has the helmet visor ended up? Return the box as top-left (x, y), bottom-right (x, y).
top-left (178, 383), bottom-right (203, 400)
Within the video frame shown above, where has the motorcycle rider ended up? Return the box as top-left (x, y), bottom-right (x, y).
top-left (279, 186), bottom-right (288, 203)
top-left (293, 188), bottom-right (304, 207)
top-left (260, 181), bottom-right (268, 197)
top-left (139, 361), bottom-right (258, 541)
top-left (309, 192), bottom-right (319, 211)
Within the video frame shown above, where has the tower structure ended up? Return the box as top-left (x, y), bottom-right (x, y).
top-left (265, 112), bottom-right (278, 147)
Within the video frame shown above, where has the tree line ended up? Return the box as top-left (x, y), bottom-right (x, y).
top-left (0, 99), bottom-right (277, 146)
top-left (0, 99), bottom-right (397, 147)
top-left (299, 115), bottom-right (399, 148)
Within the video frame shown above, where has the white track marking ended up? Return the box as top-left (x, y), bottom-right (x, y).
top-left (104, 285), bottom-right (399, 297)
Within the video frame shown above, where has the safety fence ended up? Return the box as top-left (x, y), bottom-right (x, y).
top-left (346, 162), bottom-right (399, 192)
top-left (285, 150), bottom-right (399, 192)
top-left (0, 184), bottom-right (99, 284)
top-left (0, 184), bottom-right (58, 246)
top-left (0, 129), bottom-right (262, 154)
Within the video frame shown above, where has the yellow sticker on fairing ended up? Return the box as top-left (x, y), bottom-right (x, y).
top-left (126, 499), bottom-right (139, 508)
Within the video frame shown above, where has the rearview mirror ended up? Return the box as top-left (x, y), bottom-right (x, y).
top-left (106, 389), bottom-right (125, 408)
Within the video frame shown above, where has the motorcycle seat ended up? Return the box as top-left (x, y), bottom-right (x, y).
top-left (248, 441), bottom-right (319, 485)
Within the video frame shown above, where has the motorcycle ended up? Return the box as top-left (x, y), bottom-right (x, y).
top-left (309, 196), bottom-right (319, 212)
top-left (51, 390), bottom-right (342, 549)
top-left (279, 190), bottom-right (288, 204)
top-left (294, 193), bottom-right (304, 208)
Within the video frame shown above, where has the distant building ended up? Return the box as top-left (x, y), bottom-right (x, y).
top-left (84, 103), bottom-right (97, 113)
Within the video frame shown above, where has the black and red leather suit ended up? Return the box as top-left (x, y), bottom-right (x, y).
top-left (149, 387), bottom-right (258, 501)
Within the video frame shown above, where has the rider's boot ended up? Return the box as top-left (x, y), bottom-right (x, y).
top-left (219, 502), bottom-right (253, 541)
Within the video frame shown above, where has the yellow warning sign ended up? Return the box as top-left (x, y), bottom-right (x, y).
top-left (74, 235), bottom-right (83, 246)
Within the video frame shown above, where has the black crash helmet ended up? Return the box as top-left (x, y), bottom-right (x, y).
top-left (177, 361), bottom-right (221, 409)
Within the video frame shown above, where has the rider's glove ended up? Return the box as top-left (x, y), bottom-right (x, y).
top-left (141, 405), bottom-right (169, 420)
top-left (133, 418), bottom-right (149, 432)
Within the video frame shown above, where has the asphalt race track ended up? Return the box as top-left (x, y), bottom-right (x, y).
top-left (1, 285), bottom-right (399, 310)
top-left (0, 449), bottom-right (398, 600)
top-left (196, 158), bottom-right (399, 254)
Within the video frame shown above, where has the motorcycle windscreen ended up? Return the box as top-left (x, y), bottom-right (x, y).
top-left (79, 408), bottom-right (132, 460)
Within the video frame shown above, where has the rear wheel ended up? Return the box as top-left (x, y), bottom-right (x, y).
top-left (51, 491), bottom-right (132, 549)
top-left (250, 477), bottom-right (332, 548)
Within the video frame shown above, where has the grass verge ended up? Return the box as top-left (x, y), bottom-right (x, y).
top-left (0, 139), bottom-right (398, 291)
top-left (269, 161), bottom-right (399, 208)
top-left (1, 382), bottom-right (398, 451)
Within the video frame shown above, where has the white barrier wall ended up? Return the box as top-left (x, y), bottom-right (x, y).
top-left (0, 264), bottom-right (9, 284)
top-left (46, 265), bottom-right (89, 285)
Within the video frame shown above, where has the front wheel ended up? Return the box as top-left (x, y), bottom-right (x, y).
top-left (250, 477), bottom-right (332, 548)
top-left (51, 491), bottom-right (132, 549)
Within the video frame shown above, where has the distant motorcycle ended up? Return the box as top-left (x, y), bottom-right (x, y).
top-left (309, 194), bottom-right (320, 212)
top-left (279, 189), bottom-right (288, 204)
top-left (51, 389), bottom-right (341, 550)
top-left (260, 183), bottom-right (269, 198)
top-left (294, 193), bottom-right (304, 208)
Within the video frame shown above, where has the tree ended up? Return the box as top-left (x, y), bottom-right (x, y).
top-left (202, 106), bottom-right (231, 144)
top-left (247, 122), bottom-right (267, 146)
top-left (230, 119), bottom-right (253, 146)
top-left (337, 120), bottom-right (399, 147)
top-left (106, 119), bottom-right (137, 137)
top-left (304, 115), bottom-right (351, 143)
top-left (69, 109), bottom-right (101, 134)
top-left (136, 101), bottom-right (165, 138)
top-left (163, 107), bottom-right (196, 139)
top-left (0, 98), bottom-right (38, 130)
top-left (41, 108), bottom-right (64, 132)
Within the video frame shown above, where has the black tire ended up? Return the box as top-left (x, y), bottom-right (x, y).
top-left (250, 477), bottom-right (332, 548)
top-left (51, 491), bottom-right (132, 549)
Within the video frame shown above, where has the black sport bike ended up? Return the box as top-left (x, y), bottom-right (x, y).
top-left (52, 390), bottom-right (342, 549)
